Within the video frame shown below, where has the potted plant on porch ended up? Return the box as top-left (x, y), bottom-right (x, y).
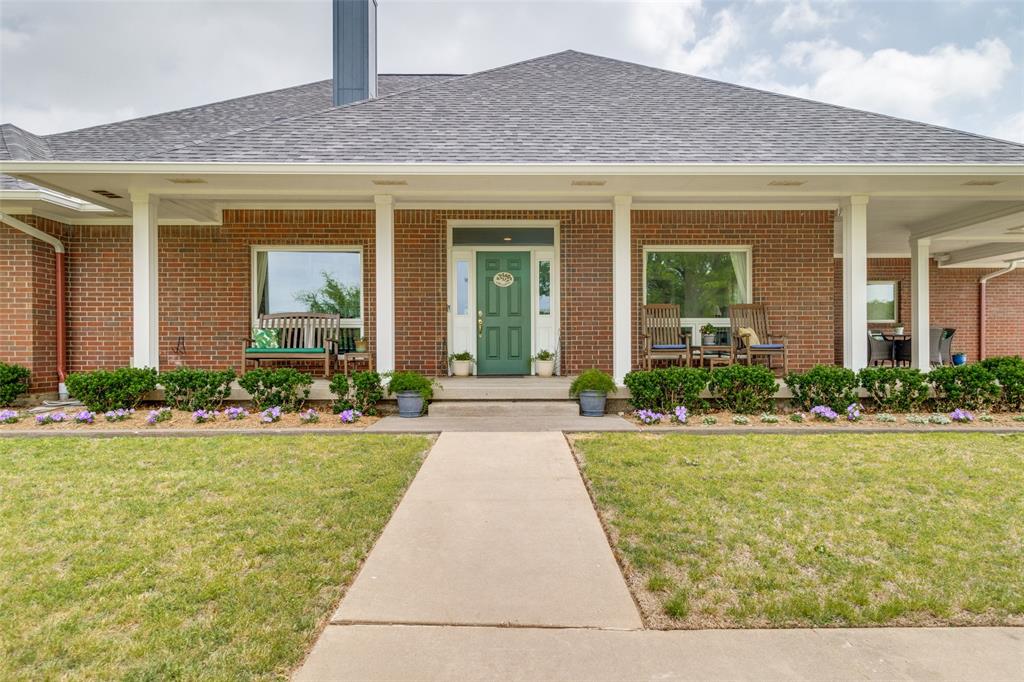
top-left (388, 371), bottom-right (435, 418)
top-left (354, 336), bottom-right (368, 353)
top-left (448, 352), bottom-right (474, 377)
top-left (532, 350), bottom-right (556, 377)
top-left (700, 323), bottom-right (718, 347)
top-left (570, 368), bottom-right (617, 417)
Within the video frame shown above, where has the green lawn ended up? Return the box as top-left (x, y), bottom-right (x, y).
top-left (574, 433), bottom-right (1024, 629)
top-left (0, 434), bottom-right (430, 680)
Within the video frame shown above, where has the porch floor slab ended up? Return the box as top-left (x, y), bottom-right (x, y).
top-left (295, 624), bottom-right (1023, 682)
top-left (365, 414), bottom-right (638, 432)
top-left (331, 431), bottom-right (642, 629)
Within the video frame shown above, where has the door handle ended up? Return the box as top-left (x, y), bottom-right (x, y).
top-left (477, 310), bottom-right (484, 336)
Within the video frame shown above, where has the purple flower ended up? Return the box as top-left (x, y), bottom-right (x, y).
top-left (192, 409), bottom-right (217, 423)
top-left (0, 409), bottom-right (19, 424)
top-left (260, 406), bottom-right (282, 424)
top-left (633, 409), bottom-right (664, 425)
top-left (673, 405), bottom-right (689, 424)
top-left (35, 411), bottom-right (67, 425)
top-left (104, 408), bottom-right (134, 422)
top-left (299, 408), bottom-right (320, 424)
top-left (73, 410), bottom-right (95, 424)
top-left (223, 406), bottom-right (249, 421)
top-left (339, 409), bottom-right (362, 424)
top-left (846, 403), bottom-right (862, 422)
top-left (146, 408), bottom-right (172, 425)
top-left (810, 405), bottom-right (838, 422)
top-left (949, 408), bottom-right (974, 423)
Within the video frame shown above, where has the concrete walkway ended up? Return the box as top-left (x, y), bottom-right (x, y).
top-left (330, 431), bottom-right (640, 629)
top-left (294, 431), bottom-right (1023, 681)
top-left (366, 414), bottom-right (637, 432)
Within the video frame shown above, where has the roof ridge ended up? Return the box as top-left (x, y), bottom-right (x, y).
top-left (566, 50), bottom-right (1024, 150)
top-left (140, 51), bottom-right (580, 160)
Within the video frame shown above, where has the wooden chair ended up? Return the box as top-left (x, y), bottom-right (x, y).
top-left (728, 304), bottom-right (788, 375)
top-left (641, 304), bottom-right (691, 370)
top-left (243, 312), bottom-right (353, 377)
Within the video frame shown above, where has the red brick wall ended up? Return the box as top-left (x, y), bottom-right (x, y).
top-left (632, 210), bottom-right (836, 372)
top-left (834, 257), bottom-right (1024, 364)
top-left (392, 209), bottom-right (614, 375)
top-left (159, 210), bottom-right (376, 372)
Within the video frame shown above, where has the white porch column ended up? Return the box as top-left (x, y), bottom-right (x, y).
top-left (374, 195), bottom-right (395, 374)
top-left (131, 193), bottom-right (159, 369)
top-left (612, 195), bottom-right (632, 385)
top-left (910, 236), bottom-right (931, 371)
top-left (842, 195), bottom-right (869, 371)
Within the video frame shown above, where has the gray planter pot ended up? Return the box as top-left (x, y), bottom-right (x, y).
top-left (702, 334), bottom-right (717, 346)
top-left (396, 390), bottom-right (425, 418)
top-left (578, 390), bottom-right (607, 417)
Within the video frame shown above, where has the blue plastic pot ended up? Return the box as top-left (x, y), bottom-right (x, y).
top-left (952, 353), bottom-right (967, 366)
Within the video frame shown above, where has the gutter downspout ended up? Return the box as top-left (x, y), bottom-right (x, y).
top-left (0, 212), bottom-right (68, 399)
top-left (979, 259), bottom-right (1021, 361)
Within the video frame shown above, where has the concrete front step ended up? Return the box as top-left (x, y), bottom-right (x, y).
top-left (429, 400), bottom-right (580, 418)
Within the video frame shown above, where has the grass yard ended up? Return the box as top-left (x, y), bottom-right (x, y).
top-left (573, 433), bottom-right (1024, 629)
top-left (0, 434), bottom-right (430, 680)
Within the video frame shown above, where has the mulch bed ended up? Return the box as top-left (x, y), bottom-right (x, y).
top-left (625, 410), bottom-right (1024, 430)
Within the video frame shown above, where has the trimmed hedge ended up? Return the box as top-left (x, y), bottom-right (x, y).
top-left (858, 367), bottom-right (929, 413)
top-left (238, 368), bottom-right (312, 411)
top-left (624, 367), bottom-right (709, 412)
top-left (979, 356), bottom-right (1024, 411)
top-left (708, 364), bottom-right (777, 414)
top-left (786, 365), bottom-right (858, 412)
top-left (330, 370), bottom-right (384, 414)
top-left (0, 362), bottom-right (31, 406)
top-left (159, 367), bottom-right (236, 411)
top-left (65, 367), bottom-right (158, 412)
top-left (928, 364), bottom-right (1001, 411)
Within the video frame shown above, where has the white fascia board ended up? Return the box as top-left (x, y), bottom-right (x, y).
top-left (2, 161), bottom-right (1023, 176)
top-left (0, 187), bottom-right (113, 212)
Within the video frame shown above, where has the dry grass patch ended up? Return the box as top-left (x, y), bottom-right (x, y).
top-left (573, 433), bottom-right (1024, 628)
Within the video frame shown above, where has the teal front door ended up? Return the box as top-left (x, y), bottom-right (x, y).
top-left (476, 252), bottom-right (531, 375)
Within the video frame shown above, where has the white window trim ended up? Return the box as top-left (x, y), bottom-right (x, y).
top-left (250, 244), bottom-right (364, 330)
top-left (867, 279), bottom-right (899, 324)
top-left (641, 245), bottom-right (753, 337)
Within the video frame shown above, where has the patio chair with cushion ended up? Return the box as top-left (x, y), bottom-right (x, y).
top-left (728, 304), bottom-right (788, 375)
top-left (930, 327), bottom-right (957, 366)
top-left (641, 304), bottom-right (691, 370)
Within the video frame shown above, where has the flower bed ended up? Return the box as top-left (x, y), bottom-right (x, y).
top-left (0, 406), bottom-right (379, 432)
top-left (625, 409), bottom-right (1024, 429)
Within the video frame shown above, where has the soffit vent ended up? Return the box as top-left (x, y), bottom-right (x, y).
top-left (767, 180), bottom-right (806, 187)
top-left (167, 178), bottom-right (207, 184)
top-left (91, 189), bottom-right (123, 199)
top-left (962, 180), bottom-right (1003, 186)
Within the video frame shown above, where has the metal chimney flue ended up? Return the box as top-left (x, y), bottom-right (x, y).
top-left (332, 0), bottom-right (377, 106)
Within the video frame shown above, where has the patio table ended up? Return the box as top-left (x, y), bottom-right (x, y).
top-left (881, 333), bottom-right (911, 366)
top-left (692, 344), bottom-right (733, 369)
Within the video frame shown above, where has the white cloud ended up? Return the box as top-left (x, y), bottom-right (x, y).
top-left (771, 0), bottom-right (839, 34)
top-left (629, 2), bottom-right (741, 75)
top-left (990, 110), bottom-right (1024, 142)
top-left (774, 38), bottom-right (1013, 122)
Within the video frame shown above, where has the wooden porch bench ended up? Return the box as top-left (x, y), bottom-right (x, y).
top-left (243, 312), bottom-right (361, 377)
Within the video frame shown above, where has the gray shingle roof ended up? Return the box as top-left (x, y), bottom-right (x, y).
top-left (145, 51), bottom-right (1024, 165)
top-left (2, 51), bottom-right (1022, 167)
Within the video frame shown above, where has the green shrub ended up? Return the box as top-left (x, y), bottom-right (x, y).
top-left (0, 362), bottom-right (31, 406)
top-left (238, 368), bottom-right (312, 411)
top-left (623, 367), bottom-right (708, 412)
top-left (569, 369), bottom-right (617, 397)
top-left (708, 364), bottom-right (777, 414)
top-left (928, 364), bottom-right (1000, 411)
top-left (158, 367), bottom-right (236, 411)
top-left (330, 370), bottom-right (384, 414)
top-left (387, 371), bottom-right (435, 401)
top-left (979, 356), bottom-right (1024, 411)
top-left (858, 367), bottom-right (930, 413)
top-left (785, 365), bottom-right (858, 412)
top-left (64, 368), bottom-right (157, 412)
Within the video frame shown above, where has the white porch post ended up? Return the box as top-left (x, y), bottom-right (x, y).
top-left (131, 193), bottom-right (159, 369)
top-left (910, 236), bottom-right (931, 371)
top-left (374, 195), bottom-right (395, 374)
top-left (842, 195), bottom-right (869, 371)
top-left (612, 195), bottom-right (632, 385)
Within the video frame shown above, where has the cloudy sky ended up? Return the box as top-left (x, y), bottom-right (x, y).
top-left (1, 0), bottom-right (1022, 142)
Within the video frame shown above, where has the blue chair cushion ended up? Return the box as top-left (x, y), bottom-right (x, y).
top-left (652, 344), bottom-right (688, 350)
top-left (246, 347), bottom-right (326, 354)
top-left (750, 344), bottom-right (784, 350)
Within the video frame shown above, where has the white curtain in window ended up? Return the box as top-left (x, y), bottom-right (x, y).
top-left (730, 251), bottom-right (749, 303)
